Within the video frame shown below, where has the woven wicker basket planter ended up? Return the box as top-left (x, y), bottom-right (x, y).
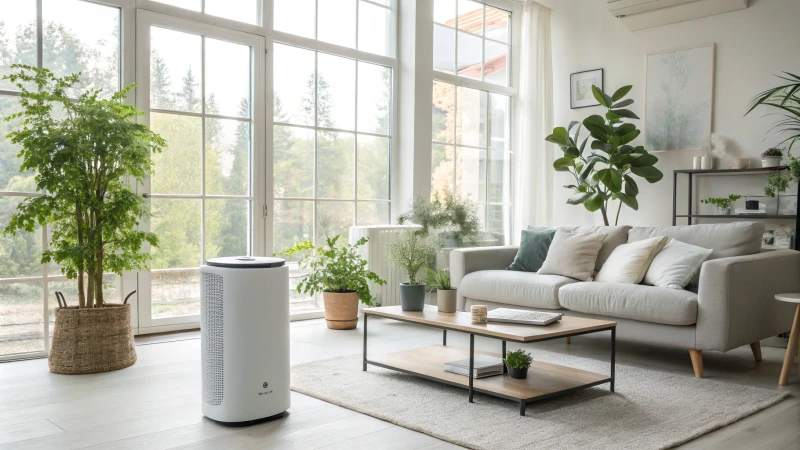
top-left (49, 304), bottom-right (137, 375)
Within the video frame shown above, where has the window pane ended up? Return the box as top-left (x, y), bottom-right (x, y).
top-left (151, 269), bottom-right (200, 319)
top-left (456, 87), bottom-right (487, 147)
top-left (317, 131), bottom-right (355, 199)
top-left (150, 112), bottom-right (202, 195)
top-left (150, 27), bottom-right (202, 113)
top-left (431, 144), bottom-right (455, 198)
top-left (0, 196), bottom-right (43, 279)
top-left (150, 198), bottom-right (202, 270)
top-left (489, 93), bottom-right (509, 151)
top-left (274, 0), bottom-right (315, 39)
top-left (206, 118), bottom-right (250, 196)
top-left (357, 62), bottom-right (392, 135)
top-left (316, 201), bottom-right (354, 243)
top-left (486, 204), bottom-right (510, 241)
top-left (273, 200), bottom-right (313, 254)
top-left (152, 0), bottom-right (201, 11)
top-left (433, 25), bottom-right (455, 74)
top-left (357, 202), bottom-right (390, 226)
top-left (456, 147), bottom-right (486, 203)
top-left (0, 0), bottom-right (36, 92)
top-left (0, 97), bottom-right (37, 193)
top-left (432, 81), bottom-right (455, 143)
top-left (206, 0), bottom-right (259, 25)
top-left (485, 7), bottom-right (510, 43)
top-left (456, 31), bottom-right (482, 79)
top-left (357, 135), bottom-right (390, 200)
top-left (358, 1), bottom-right (391, 57)
top-left (206, 199), bottom-right (249, 259)
top-left (273, 44), bottom-right (315, 126)
top-left (484, 41), bottom-right (508, 86)
top-left (205, 39), bottom-right (250, 118)
top-left (317, 53), bottom-right (355, 131)
top-left (43, 0), bottom-right (120, 96)
top-left (457, 0), bottom-right (483, 35)
top-left (488, 150), bottom-right (510, 203)
top-left (434, 0), bottom-right (457, 25)
top-left (319, 0), bottom-right (356, 49)
top-left (274, 125), bottom-right (314, 198)
top-left (0, 282), bottom-right (44, 356)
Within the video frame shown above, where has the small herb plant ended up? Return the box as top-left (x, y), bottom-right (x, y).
top-left (701, 194), bottom-right (742, 210)
top-left (425, 268), bottom-right (452, 291)
top-left (279, 235), bottom-right (386, 306)
top-left (503, 349), bottom-right (533, 370)
top-left (762, 148), bottom-right (784, 158)
top-left (387, 231), bottom-right (436, 285)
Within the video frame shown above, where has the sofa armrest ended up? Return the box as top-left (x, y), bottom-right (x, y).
top-left (450, 246), bottom-right (518, 311)
top-left (697, 249), bottom-right (800, 352)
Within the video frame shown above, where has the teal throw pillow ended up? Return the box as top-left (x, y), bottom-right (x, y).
top-left (508, 229), bottom-right (556, 272)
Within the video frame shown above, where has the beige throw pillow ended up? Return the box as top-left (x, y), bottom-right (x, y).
top-left (594, 236), bottom-right (668, 284)
top-left (643, 239), bottom-right (713, 289)
top-left (539, 230), bottom-right (607, 281)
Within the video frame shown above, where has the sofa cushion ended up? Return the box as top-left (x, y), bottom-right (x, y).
top-left (529, 225), bottom-right (631, 271)
top-left (459, 270), bottom-right (576, 310)
top-left (559, 282), bottom-right (698, 326)
top-left (628, 222), bottom-right (764, 260)
top-left (508, 228), bottom-right (555, 272)
top-left (539, 230), bottom-right (607, 281)
top-left (595, 236), bottom-right (668, 284)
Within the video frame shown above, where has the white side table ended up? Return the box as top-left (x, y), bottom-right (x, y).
top-left (776, 293), bottom-right (800, 386)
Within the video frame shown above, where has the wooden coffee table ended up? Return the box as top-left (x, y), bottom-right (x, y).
top-left (362, 305), bottom-right (616, 415)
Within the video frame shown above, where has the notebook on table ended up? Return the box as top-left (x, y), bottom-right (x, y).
top-left (486, 308), bottom-right (563, 326)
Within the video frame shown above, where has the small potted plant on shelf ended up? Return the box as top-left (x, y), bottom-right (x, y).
top-left (388, 231), bottom-right (436, 311)
top-left (761, 148), bottom-right (784, 168)
top-left (503, 349), bottom-right (533, 380)
top-left (280, 235), bottom-right (386, 330)
top-left (425, 268), bottom-right (456, 313)
top-left (700, 194), bottom-right (742, 215)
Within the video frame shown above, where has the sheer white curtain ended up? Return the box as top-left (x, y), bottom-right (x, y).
top-left (513, 0), bottom-right (553, 242)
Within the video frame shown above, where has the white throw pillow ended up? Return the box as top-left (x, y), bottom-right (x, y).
top-left (643, 239), bottom-right (713, 290)
top-left (539, 230), bottom-right (607, 281)
top-left (595, 236), bottom-right (668, 284)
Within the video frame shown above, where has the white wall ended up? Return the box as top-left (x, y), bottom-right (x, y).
top-left (536, 0), bottom-right (800, 227)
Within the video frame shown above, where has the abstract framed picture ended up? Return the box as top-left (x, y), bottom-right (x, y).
top-left (570, 69), bottom-right (604, 109)
top-left (645, 43), bottom-right (715, 152)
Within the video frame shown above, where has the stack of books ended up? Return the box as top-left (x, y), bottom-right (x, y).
top-left (444, 355), bottom-right (504, 378)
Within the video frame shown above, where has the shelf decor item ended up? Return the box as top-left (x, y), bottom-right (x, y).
top-left (762, 148), bottom-right (784, 168)
top-left (471, 305), bottom-right (488, 324)
top-left (503, 349), bottom-right (534, 380)
top-left (730, 158), bottom-right (750, 169)
top-left (701, 194), bottom-right (742, 215)
top-left (425, 268), bottom-right (456, 313)
top-left (699, 134), bottom-right (727, 170)
top-left (388, 231), bottom-right (436, 311)
top-left (693, 156), bottom-right (702, 170)
top-left (570, 68), bottom-right (604, 109)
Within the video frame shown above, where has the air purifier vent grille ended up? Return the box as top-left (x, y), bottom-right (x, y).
top-left (201, 272), bottom-right (224, 406)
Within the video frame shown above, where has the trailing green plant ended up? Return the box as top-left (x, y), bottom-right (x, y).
top-left (1, 66), bottom-right (166, 308)
top-left (503, 349), bottom-right (533, 370)
top-left (387, 231), bottom-right (436, 285)
top-left (397, 189), bottom-right (481, 244)
top-left (279, 235), bottom-right (386, 306)
top-left (700, 194), bottom-right (742, 210)
top-left (765, 171), bottom-right (790, 197)
top-left (546, 85), bottom-right (663, 226)
top-left (762, 148), bottom-right (784, 158)
top-left (424, 268), bottom-right (452, 291)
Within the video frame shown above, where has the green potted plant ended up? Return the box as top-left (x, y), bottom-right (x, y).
top-left (425, 268), bottom-right (456, 313)
top-left (546, 85), bottom-right (663, 226)
top-left (761, 148), bottom-right (784, 168)
top-left (280, 235), bottom-right (385, 330)
top-left (700, 194), bottom-right (742, 215)
top-left (388, 231), bottom-right (436, 311)
top-left (1, 66), bottom-right (166, 374)
top-left (503, 349), bottom-right (533, 380)
top-left (397, 189), bottom-right (483, 248)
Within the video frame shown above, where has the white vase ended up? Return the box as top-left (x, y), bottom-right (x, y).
top-left (693, 156), bottom-right (702, 170)
top-left (700, 156), bottom-right (713, 170)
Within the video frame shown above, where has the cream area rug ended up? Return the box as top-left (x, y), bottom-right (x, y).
top-left (291, 349), bottom-right (789, 450)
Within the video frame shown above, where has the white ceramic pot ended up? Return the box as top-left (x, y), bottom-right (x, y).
top-left (762, 156), bottom-right (783, 168)
top-left (700, 156), bottom-right (713, 170)
top-left (693, 156), bottom-right (702, 170)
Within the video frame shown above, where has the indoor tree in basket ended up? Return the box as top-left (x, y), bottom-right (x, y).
top-left (1, 66), bottom-right (166, 374)
top-left (280, 235), bottom-right (385, 330)
top-left (388, 231), bottom-right (436, 311)
top-left (546, 85), bottom-right (663, 226)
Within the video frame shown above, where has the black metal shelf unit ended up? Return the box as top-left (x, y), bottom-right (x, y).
top-left (672, 166), bottom-right (800, 251)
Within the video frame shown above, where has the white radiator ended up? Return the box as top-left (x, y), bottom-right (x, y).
top-left (349, 225), bottom-right (422, 307)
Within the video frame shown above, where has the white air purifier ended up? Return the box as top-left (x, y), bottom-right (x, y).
top-left (200, 256), bottom-right (291, 426)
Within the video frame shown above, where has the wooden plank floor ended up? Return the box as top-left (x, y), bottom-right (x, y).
top-left (0, 317), bottom-right (797, 449)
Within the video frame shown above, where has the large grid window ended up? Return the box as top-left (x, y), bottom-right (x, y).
top-left (153, 0), bottom-right (260, 25)
top-left (0, 0), bottom-right (121, 359)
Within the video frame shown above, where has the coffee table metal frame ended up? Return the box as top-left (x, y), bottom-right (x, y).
top-left (362, 311), bottom-right (616, 416)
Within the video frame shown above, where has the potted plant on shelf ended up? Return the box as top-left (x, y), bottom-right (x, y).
top-left (1, 66), bottom-right (166, 374)
top-left (280, 235), bottom-right (385, 330)
top-left (425, 268), bottom-right (456, 313)
top-left (761, 148), bottom-right (784, 168)
top-left (503, 349), bottom-right (533, 380)
top-left (701, 194), bottom-right (742, 215)
top-left (388, 231), bottom-right (436, 311)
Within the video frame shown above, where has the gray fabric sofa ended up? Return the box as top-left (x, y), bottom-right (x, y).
top-left (450, 222), bottom-right (800, 378)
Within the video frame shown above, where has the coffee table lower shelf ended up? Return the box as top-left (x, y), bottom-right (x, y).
top-left (366, 345), bottom-right (611, 415)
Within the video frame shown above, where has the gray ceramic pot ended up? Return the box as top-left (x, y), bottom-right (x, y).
top-left (400, 283), bottom-right (426, 311)
top-left (437, 289), bottom-right (457, 313)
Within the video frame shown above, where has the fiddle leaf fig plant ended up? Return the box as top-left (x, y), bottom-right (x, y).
top-left (546, 85), bottom-right (663, 226)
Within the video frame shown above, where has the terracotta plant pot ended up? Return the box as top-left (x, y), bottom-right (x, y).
top-left (49, 304), bottom-right (137, 375)
top-left (437, 289), bottom-right (457, 313)
top-left (323, 291), bottom-right (359, 330)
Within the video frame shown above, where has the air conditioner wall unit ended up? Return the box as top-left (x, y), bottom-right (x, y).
top-left (608, 0), bottom-right (749, 31)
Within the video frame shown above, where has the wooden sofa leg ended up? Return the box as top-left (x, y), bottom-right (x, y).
top-left (689, 349), bottom-right (703, 378)
top-left (566, 337), bottom-right (571, 345)
top-left (750, 342), bottom-right (763, 362)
